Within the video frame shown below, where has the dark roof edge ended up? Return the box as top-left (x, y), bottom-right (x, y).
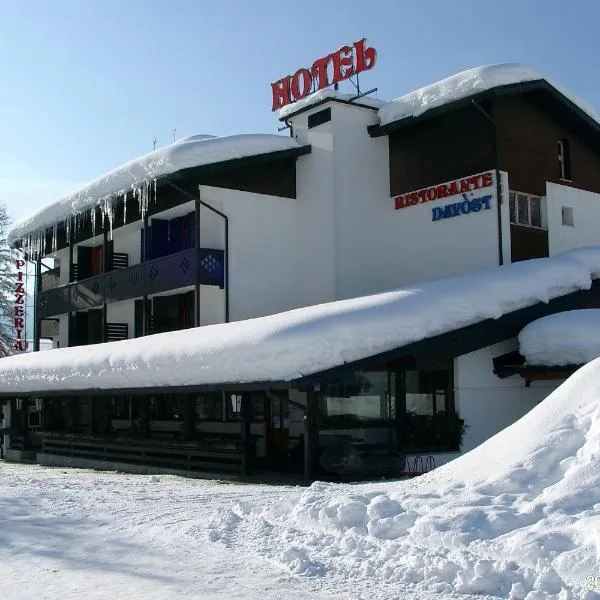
top-left (0, 380), bottom-right (292, 399)
top-left (368, 79), bottom-right (600, 138)
top-left (278, 96), bottom-right (380, 122)
top-left (10, 144), bottom-right (311, 248)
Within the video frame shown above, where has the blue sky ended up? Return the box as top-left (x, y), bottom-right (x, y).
top-left (1, 0), bottom-right (599, 223)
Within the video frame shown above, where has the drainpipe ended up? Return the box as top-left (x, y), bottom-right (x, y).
top-left (472, 99), bottom-right (504, 266)
top-left (169, 183), bottom-right (229, 323)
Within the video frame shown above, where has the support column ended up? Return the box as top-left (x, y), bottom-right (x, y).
top-left (304, 388), bottom-right (320, 484)
top-left (240, 393), bottom-right (251, 476)
top-left (194, 193), bottom-right (201, 327)
top-left (142, 214), bottom-right (149, 336)
top-left (34, 257), bottom-right (42, 352)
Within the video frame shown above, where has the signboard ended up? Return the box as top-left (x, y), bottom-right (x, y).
top-left (393, 171), bottom-right (494, 222)
top-left (13, 259), bottom-right (26, 351)
top-left (271, 38), bottom-right (377, 111)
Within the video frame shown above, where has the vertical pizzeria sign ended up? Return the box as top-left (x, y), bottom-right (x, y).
top-left (13, 259), bottom-right (26, 351)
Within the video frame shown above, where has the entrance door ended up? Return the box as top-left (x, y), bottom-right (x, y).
top-left (265, 392), bottom-right (289, 462)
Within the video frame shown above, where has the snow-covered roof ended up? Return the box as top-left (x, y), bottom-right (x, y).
top-left (378, 63), bottom-right (600, 127)
top-left (8, 134), bottom-right (302, 246)
top-left (519, 309), bottom-right (600, 366)
top-left (278, 88), bottom-right (385, 120)
top-left (0, 247), bottom-right (599, 395)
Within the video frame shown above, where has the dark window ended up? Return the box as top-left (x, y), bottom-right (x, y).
top-left (195, 392), bottom-right (223, 421)
top-left (558, 139), bottom-right (571, 180)
top-left (111, 396), bottom-right (130, 419)
top-left (509, 191), bottom-right (545, 228)
top-left (308, 107), bottom-right (331, 129)
top-left (149, 394), bottom-right (184, 421)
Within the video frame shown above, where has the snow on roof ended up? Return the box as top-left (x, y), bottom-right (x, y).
top-left (0, 247), bottom-right (599, 395)
top-left (519, 309), bottom-right (600, 366)
top-left (278, 88), bottom-right (385, 119)
top-left (209, 356), bottom-right (600, 597)
top-left (8, 134), bottom-right (301, 245)
top-left (378, 62), bottom-right (600, 127)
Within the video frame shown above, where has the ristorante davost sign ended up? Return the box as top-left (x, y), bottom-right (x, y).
top-left (394, 171), bottom-right (495, 222)
top-left (271, 39), bottom-right (377, 111)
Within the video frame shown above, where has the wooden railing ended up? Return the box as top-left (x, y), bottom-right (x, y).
top-left (39, 435), bottom-right (244, 474)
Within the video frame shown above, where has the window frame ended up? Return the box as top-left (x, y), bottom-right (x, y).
top-left (509, 191), bottom-right (546, 229)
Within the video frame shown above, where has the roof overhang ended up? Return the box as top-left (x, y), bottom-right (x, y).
top-left (367, 80), bottom-right (600, 153)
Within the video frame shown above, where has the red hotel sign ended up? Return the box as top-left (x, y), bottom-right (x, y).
top-left (271, 39), bottom-right (377, 111)
top-left (13, 259), bottom-right (26, 351)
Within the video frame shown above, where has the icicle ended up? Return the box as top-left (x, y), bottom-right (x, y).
top-left (52, 223), bottom-right (58, 253)
top-left (107, 197), bottom-right (115, 240)
top-left (91, 207), bottom-right (96, 238)
top-left (153, 179), bottom-right (157, 205)
top-left (123, 192), bottom-right (127, 225)
top-left (65, 217), bottom-right (70, 244)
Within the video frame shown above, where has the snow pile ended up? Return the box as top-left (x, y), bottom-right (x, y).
top-left (378, 63), bottom-right (600, 127)
top-left (520, 309), bottom-right (600, 366)
top-left (208, 358), bottom-right (600, 599)
top-left (1, 247), bottom-right (600, 395)
top-left (278, 88), bottom-right (385, 119)
top-left (8, 133), bottom-right (301, 250)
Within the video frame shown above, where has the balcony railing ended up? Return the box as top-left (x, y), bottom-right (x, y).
top-left (38, 247), bottom-right (225, 319)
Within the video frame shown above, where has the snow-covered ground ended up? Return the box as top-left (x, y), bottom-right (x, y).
top-left (4, 357), bottom-right (600, 599)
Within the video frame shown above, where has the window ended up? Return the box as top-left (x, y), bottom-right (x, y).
top-left (149, 394), bottom-right (184, 421)
top-left (308, 107), bottom-right (331, 129)
top-left (558, 139), bottom-right (572, 180)
top-left (561, 206), bottom-right (574, 227)
top-left (195, 392), bottom-right (223, 421)
top-left (404, 369), bottom-right (452, 416)
top-left (322, 371), bottom-right (392, 425)
top-left (509, 192), bottom-right (545, 228)
top-left (111, 396), bottom-right (130, 419)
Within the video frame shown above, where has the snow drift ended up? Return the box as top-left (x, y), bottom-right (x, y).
top-left (519, 309), bottom-right (600, 366)
top-left (0, 247), bottom-right (599, 394)
top-left (208, 358), bottom-right (600, 599)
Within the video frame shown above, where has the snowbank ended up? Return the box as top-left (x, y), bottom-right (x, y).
top-left (0, 247), bottom-right (599, 394)
top-left (378, 63), bottom-right (600, 127)
top-left (8, 134), bottom-right (301, 245)
top-left (208, 357), bottom-right (600, 599)
top-left (520, 309), bottom-right (600, 366)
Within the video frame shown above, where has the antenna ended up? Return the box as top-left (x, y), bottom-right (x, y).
top-left (172, 129), bottom-right (176, 143)
top-left (152, 137), bottom-right (158, 151)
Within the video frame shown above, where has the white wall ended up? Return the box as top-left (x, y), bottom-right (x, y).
top-left (112, 223), bottom-right (142, 265)
top-left (546, 182), bottom-right (600, 254)
top-left (455, 341), bottom-right (560, 452)
top-left (106, 300), bottom-right (135, 338)
top-left (199, 184), bottom-right (330, 321)
top-left (290, 100), bottom-right (511, 301)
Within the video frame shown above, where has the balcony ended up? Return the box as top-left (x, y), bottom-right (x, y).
top-left (38, 247), bottom-right (225, 319)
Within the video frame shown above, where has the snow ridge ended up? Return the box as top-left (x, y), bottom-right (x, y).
top-left (208, 357), bottom-right (600, 599)
top-left (8, 134), bottom-right (301, 248)
top-left (0, 246), bottom-right (599, 395)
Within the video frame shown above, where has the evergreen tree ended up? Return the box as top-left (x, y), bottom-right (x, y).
top-left (0, 202), bottom-right (16, 357)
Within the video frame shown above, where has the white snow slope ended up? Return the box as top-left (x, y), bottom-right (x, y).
top-left (207, 357), bottom-right (600, 599)
top-left (8, 133), bottom-right (301, 245)
top-left (0, 247), bottom-right (599, 394)
top-left (4, 358), bottom-right (600, 599)
top-left (520, 309), bottom-right (600, 366)
top-left (378, 63), bottom-right (600, 127)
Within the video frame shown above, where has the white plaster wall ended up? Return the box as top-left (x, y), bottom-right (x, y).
top-left (199, 285), bottom-right (225, 326)
top-left (199, 184), bottom-right (332, 321)
top-left (112, 224), bottom-right (142, 265)
top-left (58, 314), bottom-right (69, 348)
top-left (546, 183), bottom-right (600, 254)
top-left (291, 100), bottom-right (511, 301)
top-left (455, 341), bottom-right (560, 452)
top-left (55, 247), bottom-right (70, 285)
top-left (106, 300), bottom-right (135, 338)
